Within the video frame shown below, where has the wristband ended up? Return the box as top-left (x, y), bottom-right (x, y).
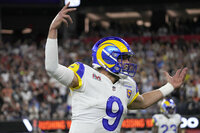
top-left (159, 83), bottom-right (174, 97)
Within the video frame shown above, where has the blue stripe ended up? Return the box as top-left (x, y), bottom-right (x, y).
top-left (153, 116), bottom-right (157, 123)
top-left (136, 85), bottom-right (139, 93)
top-left (124, 85), bottom-right (132, 88)
top-left (76, 62), bottom-right (85, 78)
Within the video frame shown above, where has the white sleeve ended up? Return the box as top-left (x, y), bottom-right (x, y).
top-left (45, 38), bottom-right (74, 87)
top-left (152, 115), bottom-right (159, 126)
top-left (127, 78), bottom-right (139, 105)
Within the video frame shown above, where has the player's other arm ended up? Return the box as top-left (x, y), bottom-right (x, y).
top-left (177, 114), bottom-right (182, 133)
top-left (152, 125), bottom-right (158, 133)
top-left (45, 3), bottom-right (78, 88)
top-left (152, 116), bottom-right (158, 133)
top-left (128, 68), bottom-right (187, 109)
top-left (178, 124), bottom-right (182, 133)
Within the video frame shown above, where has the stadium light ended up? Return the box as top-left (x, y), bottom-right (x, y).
top-left (144, 22), bottom-right (151, 27)
top-left (136, 20), bottom-right (143, 26)
top-left (186, 9), bottom-right (200, 14)
top-left (22, 28), bottom-right (32, 34)
top-left (85, 17), bottom-right (89, 33)
top-left (87, 13), bottom-right (101, 21)
top-left (167, 10), bottom-right (178, 17)
top-left (106, 12), bottom-right (141, 18)
top-left (0, 29), bottom-right (14, 34)
top-left (101, 20), bottom-right (110, 29)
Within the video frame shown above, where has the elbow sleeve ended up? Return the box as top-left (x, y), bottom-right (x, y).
top-left (52, 64), bottom-right (75, 87)
top-left (45, 38), bottom-right (59, 74)
top-left (45, 38), bottom-right (74, 87)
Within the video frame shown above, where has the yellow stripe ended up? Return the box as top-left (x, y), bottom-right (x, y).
top-left (69, 72), bottom-right (82, 91)
top-left (128, 92), bottom-right (139, 106)
top-left (152, 119), bottom-right (155, 124)
top-left (96, 43), bottom-right (115, 68)
top-left (164, 101), bottom-right (170, 106)
top-left (102, 40), bottom-right (128, 52)
top-left (68, 65), bottom-right (83, 91)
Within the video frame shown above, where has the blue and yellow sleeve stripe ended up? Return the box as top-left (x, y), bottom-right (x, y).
top-left (152, 116), bottom-right (157, 125)
top-left (128, 86), bottom-right (139, 106)
top-left (68, 62), bottom-right (85, 90)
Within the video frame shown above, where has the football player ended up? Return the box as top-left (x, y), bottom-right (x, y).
top-left (45, 3), bottom-right (187, 133)
top-left (152, 98), bottom-right (182, 133)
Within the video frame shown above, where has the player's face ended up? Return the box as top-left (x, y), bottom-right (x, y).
top-left (168, 108), bottom-right (175, 114)
top-left (166, 106), bottom-right (175, 114)
top-left (118, 55), bottom-right (130, 70)
top-left (118, 55), bottom-right (130, 63)
top-left (116, 54), bottom-right (137, 77)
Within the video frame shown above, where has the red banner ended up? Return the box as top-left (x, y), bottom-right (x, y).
top-left (82, 35), bottom-right (200, 44)
top-left (38, 118), bottom-right (153, 130)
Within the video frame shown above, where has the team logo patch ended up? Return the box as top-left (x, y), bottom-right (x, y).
top-left (127, 89), bottom-right (132, 98)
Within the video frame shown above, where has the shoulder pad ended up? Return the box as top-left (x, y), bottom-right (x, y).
top-left (68, 62), bottom-right (85, 79)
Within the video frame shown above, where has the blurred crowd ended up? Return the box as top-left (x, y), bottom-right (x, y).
top-left (0, 30), bottom-right (200, 122)
top-left (84, 17), bottom-right (200, 38)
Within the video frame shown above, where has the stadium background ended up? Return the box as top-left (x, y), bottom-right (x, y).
top-left (0, 0), bottom-right (200, 132)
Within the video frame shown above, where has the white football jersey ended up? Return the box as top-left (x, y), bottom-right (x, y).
top-left (152, 114), bottom-right (181, 133)
top-left (68, 62), bottom-right (139, 133)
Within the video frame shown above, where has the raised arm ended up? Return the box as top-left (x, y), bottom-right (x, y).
top-left (48, 3), bottom-right (76, 39)
top-left (128, 67), bottom-right (188, 109)
top-left (45, 3), bottom-right (78, 88)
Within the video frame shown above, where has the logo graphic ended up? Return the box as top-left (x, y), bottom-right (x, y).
top-left (92, 73), bottom-right (101, 81)
top-left (112, 86), bottom-right (116, 91)
top-left (127, 89), bottom-right (132, 98)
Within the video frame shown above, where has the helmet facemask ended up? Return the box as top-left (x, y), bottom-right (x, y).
top-left (113, 51), bottom-right (137, 78)
top-left (166, 106), bottom-right (176, 114)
